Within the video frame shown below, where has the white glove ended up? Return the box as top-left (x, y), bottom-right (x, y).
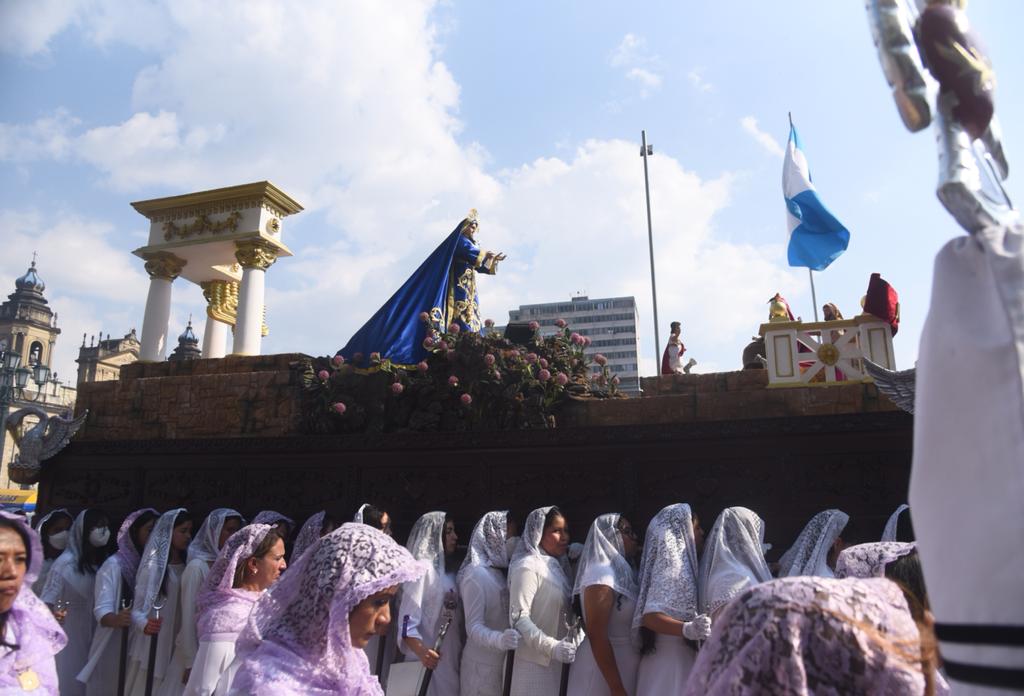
top-left (551, 639), bottom-right (576, 664)
top-left (682, 614), bottom-right (712, 641)
top-left (498, 629), bottom-right (520, 651)
top-left (568, 542), bottom-right (584, 561)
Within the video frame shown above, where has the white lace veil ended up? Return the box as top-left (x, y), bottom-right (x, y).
top-left (187, 508), bottom-right (242, 565)
top-left (292, 511), bottom-right (326, 562)
top-left (401, 511), bottom-right (448, 654)
top-left (698, 507), bottom-right (773, 616)
top-left (632, 503), bottom-right (699, 629)
top-left (573, 513), bottom-right (638, 601)
top-left (777, 509), bottom-right (849, 578)
top-left (457, 510), bottom-right (509, 587)
top-left (39, 508), bottom-right (89, 602)
top-left (132, 508), bottom-right (186, 629)
top-left (509, 506), bottom-right (572, 597)
top-left (835, 542), bottom-right (916, 579)
top-left (353, 504), bottom-right (369, 524)
top-left (881, 504), bottom-right (910, 542)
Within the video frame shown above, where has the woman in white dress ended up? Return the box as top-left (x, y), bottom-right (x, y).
top-left (567, 513), bottom-right (641, 696)
top-left (777, 508), bottom-right (849, 578)
top-left (508, 506), bottom-right (578, 696)
top-left (697, 507), bottom-right (772, 621)
top-left (165, 509), bottom-right (243, 691)
top-left (40, 508), bottom-right (113, 696)
top-left (76, 508), bottom-right (159, 695)
top-left (125, 508), bottom-right (193, 696)
top-left (458, 510), bottom-right (520, 696)
top-left (183, 523), bottom-right (285, 695)
top-left (632, 504), bottom-right (710, 696)
top-left (399, 511), bottom-right (464, 696)
top-left (31, 508), bottom-right (71, 596)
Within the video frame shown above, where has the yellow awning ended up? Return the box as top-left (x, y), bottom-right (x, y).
top-left (0, 489), bottom-right (37, 505)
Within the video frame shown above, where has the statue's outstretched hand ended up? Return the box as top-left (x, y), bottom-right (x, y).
top-left (494, 252), bottom-right (507, 262)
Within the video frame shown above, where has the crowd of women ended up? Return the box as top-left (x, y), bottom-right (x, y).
top-left (0, 499), bottom-right (942, 695)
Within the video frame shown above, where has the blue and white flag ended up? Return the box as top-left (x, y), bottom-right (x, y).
top-left (783, 123), bottom-right (849, 271)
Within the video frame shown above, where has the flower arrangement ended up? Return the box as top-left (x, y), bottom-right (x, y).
top-left (299, 315), bottom-right (624, 434)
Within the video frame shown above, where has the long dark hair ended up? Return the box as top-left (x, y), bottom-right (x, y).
top-left (160, 510), bottom-right (194, 595)
top-left (0, 517), bottom-right (31, 651)
top-left (78, 509), bottom-right (112, 575)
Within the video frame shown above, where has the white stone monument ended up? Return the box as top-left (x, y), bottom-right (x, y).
top-left (131, 182), bottom-right (303, 360)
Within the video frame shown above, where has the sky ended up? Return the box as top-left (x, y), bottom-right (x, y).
top-left (1, 0), bottom-right (1021, 384)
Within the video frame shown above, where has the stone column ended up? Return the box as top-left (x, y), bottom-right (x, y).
top-left (139, 252), bottom-right (185, 361)
top-left (200, 280), bottom-right (237, 359)
top-left (232, 241), bottom-right (277, 355)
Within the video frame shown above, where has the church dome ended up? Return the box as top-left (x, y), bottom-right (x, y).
top-left (15, 260), bottom-right (45, 294)
top-left (178, 319), bottom-right (199, 346)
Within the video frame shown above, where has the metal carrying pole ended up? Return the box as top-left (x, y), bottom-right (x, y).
top-left (641, 130), bottom-right (661, 373)
top-left (417, 593), bottom-right (458, 696)
top-left (117, 596), bottom-right (130, 696)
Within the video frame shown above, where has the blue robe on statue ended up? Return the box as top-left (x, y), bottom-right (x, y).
top-left (336, 220), bottom-right (498, 368)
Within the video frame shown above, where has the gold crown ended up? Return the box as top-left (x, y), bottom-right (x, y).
top-left (466, 208), bottom-right (478, 223)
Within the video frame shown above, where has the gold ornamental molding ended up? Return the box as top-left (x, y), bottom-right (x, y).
top-left (131, 181), bottom-right (304, 223)
top-left (235, 239), bottom-right (278, 271)
top-left (201, 280), bottom-right (239, 325)
top-left (143, 252), bottom-right (186, 281)
top-left (163, 211), bottom-right (242, 241)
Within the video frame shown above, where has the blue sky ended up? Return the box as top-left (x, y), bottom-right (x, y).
top-left (1, 1), bottom-right (1021, 382)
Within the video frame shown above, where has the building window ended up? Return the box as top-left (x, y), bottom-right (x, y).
top-left (28, 341), bottom-right (43, 366)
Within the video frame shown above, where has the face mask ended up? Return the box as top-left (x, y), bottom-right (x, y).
top-left (505, 536), bottom-right (520, 561)
top-left (49, 530), bottom-right (69, 551)
top-left (89, 527), bottom-right (111, 548)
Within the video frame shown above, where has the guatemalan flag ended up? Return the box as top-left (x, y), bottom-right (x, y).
top-left (783, 123), bottom-right (850, 271)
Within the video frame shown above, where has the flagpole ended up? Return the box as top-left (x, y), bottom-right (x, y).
top-left (788, 112), bottom-right (820, 322)
top-left (641, 130), bottom-right (661, 373)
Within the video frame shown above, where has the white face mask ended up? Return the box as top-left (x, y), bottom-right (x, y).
top-left (48, 530), bottom-right (69, 551)
top-left (89, 527), bottom-right (111, 548)
top-left (505, 536), bottom-right (520, 561)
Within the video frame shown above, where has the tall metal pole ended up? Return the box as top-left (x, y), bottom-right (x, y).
top-left (641, 130), bottom-right (661, 373)
top-left (808, 268), bottom-right (820, 322)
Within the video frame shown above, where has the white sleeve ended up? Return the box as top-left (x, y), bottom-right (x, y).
top-left (509, 565), bottom-right (557, 657)
top-left (176, 561), bottom-right (205, 665)
top-left (38, 558), bottom-right (66, 605)
top-left (398, 572), bottom-right (426, 643)
top-left (93, 557), bottom-right (122, 622)
top-left (460, 571), bottom-right (504, 651)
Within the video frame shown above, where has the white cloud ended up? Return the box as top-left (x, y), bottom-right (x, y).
top-left (627, 68), bottom-right (662, 91)
top-left (0, 109), bottom-right (79, 161)
top-left (610, 33), bottom-right (645, 68)
top-left (687, 67), bottom-right (713, 93)
top-left (609, 33), bottom-right (661, 99)
top-left (0, 0), bottom-right (81, 57)
top-left (740, 116), bottom-right (785, 158)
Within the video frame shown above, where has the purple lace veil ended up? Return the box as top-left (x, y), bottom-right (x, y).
top-left (632, 503), bottom-right (700, 629)
top-left (114, 508), bottom-right (158, 592)
top-left (573, 513), bottom-right (638, 600)
top-left (835, 542), bottom-right (916, 579)
top-left (0, 511), bottom-right (67, 687)
top-left (457, 510), bottom-right (509, 587)
top-left (195, 523), bottom-right (274, 641)
top-left (232, 523), bottom-right (426, 694)
top-left (777, 509), bottom-right (850, 578)
top-left (683, 577), bottom-right (931, 695)
top-left (188, 508), bottom-right (243, 565)
top-left (292, 511), bottom-right (326, 562)
top-left (251, 511), bottom-right (294, 529)
top-left (697, 507), bottom-right (773, 616)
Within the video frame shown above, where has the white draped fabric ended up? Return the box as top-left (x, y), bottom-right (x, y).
top-left (635, 634), bottom-right (697, 696)
top-left (777, 509), bottom-right (849, 578)
top-left (697, 507), bottom-right (772, 618)
top-left (567, 593), bottom-right (639, 696)
top-left (881, 504), bottom-right (910, 542)
top-left (911, 223), bottom-right (1024, 694)
top-left (76, 555), bottom-right (125, 695)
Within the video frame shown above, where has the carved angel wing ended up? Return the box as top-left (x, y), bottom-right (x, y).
top-left (40, 410), bottom-right (88, 461)
top-left (3, 406), bottom-right (49, 441)
top-left (863, 359), bottom-right (916, 414)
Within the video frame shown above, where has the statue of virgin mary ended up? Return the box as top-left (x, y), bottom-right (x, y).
top-left (336, 210), bottom-right (505, 368)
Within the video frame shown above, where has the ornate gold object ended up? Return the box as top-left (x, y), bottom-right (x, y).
top-left (234, 240), bottom-right (278, 271)
top-left (266, 217), bottom-right (280, 234)
top-left (768, 294), bottom-right (791, 322)
top-left (201, 280), bottom-right (239, 325)
top-left (17, 668), bottom-right (40, 690)
top-left (143, 252), bottom-right (186, 280)
top-left (162, 211), bottom-right (242, 241)
top-left (817, 343), bottom-right (840, 366)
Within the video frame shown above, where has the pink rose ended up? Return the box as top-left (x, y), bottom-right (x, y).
top-left (423, 336), bottom-right (435, 349)
top-left (538, 358), bottom-right (548, 369)
top-left (509, 349), bottom-right (520, 359)
top-left (538, 369), bottom-right (551, 382)
top-left (525, 352), bottom-right (538, 364)
top-left (331, 355), bottom-right (344, 367)
top-left (448, 375), bottom-right (459, 387)
top-left (484, 318), bottom-right (495, 328)
top-left (317, 370), bottom-right (330, 381)
top-left (484, 354), bottom-right (495, 366)
top-left (369, 352), bottom-right (381, 363)
top-left (438, 340), bottom-right (449, 352)
top-left (528, 321), bottom-right (540, 331)
top-left (332, 402), bottom-right (347, 415)
top-left (448, 323), bottom-right (461, 334)
top-left (493, 370), bottom-right (502, 380)
top-left (555, 318), bottom-right (567, 328)
top-left (460, 393), bottom-right (473, 405)
top-left (556, 372), bottom-right (569, 386)
top-left (419, 311), bottom-right (430, 323)
top-left (583, 336), bottom-right (592, 347)
top-left (570, 332), bottom-right (583, 345)
top-left (417, 361), bottom-right (429, 373)
top-left (391, 382), bottom-right (405, 395)
top-left (594, 353), bottom-right (608, 366)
